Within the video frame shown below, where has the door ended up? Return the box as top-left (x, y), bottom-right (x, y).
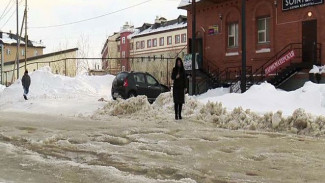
top-left (146, 74), bottom-right (161, 100)
top-left (133, 73), bottom-right (147, 96)
top-left (302, 20), bottom-right (317, 64)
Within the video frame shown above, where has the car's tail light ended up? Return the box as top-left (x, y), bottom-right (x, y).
top-left (123, 78), bottom-right (128, 87)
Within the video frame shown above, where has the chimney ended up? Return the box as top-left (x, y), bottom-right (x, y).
top-left (155, 16), bottom-right (161, 24)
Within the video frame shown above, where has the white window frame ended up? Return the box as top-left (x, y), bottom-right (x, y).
top-left (175, 35), bottom-right (180, 44)
top-left (7, 48), bottom-right (11, 55)
top-left (153, 39), bottom-right (157, 47)
top-left (257, 17), bottom-right (270, 44)
top-left (21, 49), bottom-right (25, 56)
top-left (147, 39), bottom-right (152, 48)
top-left (34, 50), bottom-right (38, 56)
top-left (136, 41), bottom-right (140, 50)
top-left (167, 36), bottom-right (172, 45)
top-left (141, 41), bottom-right (145, 49)
top-left (228, 23), bottom-right (239, 48)
top-left (122, 51), bottom-right (126, 58)
top-left (122, 37), bottom-right (126, 44)
top-left (181, 34), bottom-right (187, 43)
top-left (159, 37), bottom-right (164, 46)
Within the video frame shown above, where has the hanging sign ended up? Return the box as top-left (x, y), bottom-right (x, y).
top-left (208, 25), bottom-right (219, 35)
top-left (283, 0), bottom-right (324, 11)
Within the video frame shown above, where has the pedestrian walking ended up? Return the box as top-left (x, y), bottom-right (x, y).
top-left (171, 57), bottom-right (187, 120)
top-left (22, 70), bottom-right (31, 100)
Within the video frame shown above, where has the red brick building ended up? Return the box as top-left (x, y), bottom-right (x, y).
top-left (180, 0), bottom-right (325, 91)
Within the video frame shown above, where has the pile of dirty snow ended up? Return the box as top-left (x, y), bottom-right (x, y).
top-left (0, 67), bottom-right (115, 117)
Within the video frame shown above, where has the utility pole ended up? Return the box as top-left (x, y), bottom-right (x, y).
top-left (24, 0), bottom-right (27, 70)
top-left (240, 0), bottom-right (247, 93)
top-left (0, 44), bottom-right (3, 85)
top-left (191, 0), bottom-right (196, 95)
top-left (16, 0), bottom-right (20, 79)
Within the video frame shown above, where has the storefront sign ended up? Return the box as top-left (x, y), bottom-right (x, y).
top-left (283, 0), bottom-right (324, 11)
top-left (208, 25), bottom-right (219, 35)
top-left (265, 50), bottom-right (295, 76)
top-left (184, 54), bottom-right (199, 71)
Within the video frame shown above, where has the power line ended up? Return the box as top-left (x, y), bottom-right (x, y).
top-left (0, 0), bottom-right (14, 22)
top-left (29, 0), bottom-right (155, 29)
top-left (0, 0), bottom-right (23, 30)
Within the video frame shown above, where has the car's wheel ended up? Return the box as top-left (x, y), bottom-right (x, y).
top-left (128, 91), bottom-right (136, 98)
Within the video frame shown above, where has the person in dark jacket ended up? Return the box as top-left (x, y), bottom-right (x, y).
top-left (22, 70), bottom-right (31, 100)
top-left (171, 57), bottom-right (187, 120)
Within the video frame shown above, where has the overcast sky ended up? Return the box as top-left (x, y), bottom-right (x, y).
top-left (0, 0), bottom-right (186, 57)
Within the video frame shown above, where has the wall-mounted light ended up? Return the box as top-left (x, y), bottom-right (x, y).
top-left (219, 13), bottom-right (223, 20)
top-left (308, 11), bottom-right (313, 17)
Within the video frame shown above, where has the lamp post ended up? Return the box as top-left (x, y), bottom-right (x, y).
top-left (191, 0), bottom-right (196, 95)
top-left (240, 0), bottom-right (247, 93)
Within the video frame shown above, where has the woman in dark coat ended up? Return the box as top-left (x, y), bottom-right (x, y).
top-left (171, 57), bottom-right (187, 120)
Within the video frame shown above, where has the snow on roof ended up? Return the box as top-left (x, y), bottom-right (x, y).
top-left (128, 22), bottom-right (187, 39)
top-left (178, 0), bottom-right (201, 8)
top-left (0, 32), bottom-right (25, 45)
top-left (0, 32), bottom-right (45, 48)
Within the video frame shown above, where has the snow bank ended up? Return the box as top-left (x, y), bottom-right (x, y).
top-left (197, 82), bottom-right (325, 116)
top-left (0, 67), bottom-right (115, 117)
top-left (0, 84), bottom-right (5, 93)
top-left (309, 65), bottom-right (325, 74)
top-left (95, 84), bottom-right (325, 136)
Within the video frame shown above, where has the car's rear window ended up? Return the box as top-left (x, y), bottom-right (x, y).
top-left (116, 73), bottom-right (128, 80)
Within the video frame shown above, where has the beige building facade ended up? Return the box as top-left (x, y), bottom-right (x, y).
top-left (0, 32), bottom-right (45, 63)
top-left (1, 48), bottom-right (78, 86)
top-left (101, 33), bottom-right (121, 75)
top-left (128, 16), bottom-right (188, 85)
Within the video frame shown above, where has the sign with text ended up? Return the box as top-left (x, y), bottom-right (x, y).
top-left (283, 0), bottom-right (324, 11)
top-left (265, 50), bottom-right (295, 76)
top-left (208, 25), bottom-right (219, 35)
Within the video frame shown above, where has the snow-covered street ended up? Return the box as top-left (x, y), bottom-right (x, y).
top-left (0, 112), bottom-right (325, 183)
top-left (1, 67), bottom-right (325, 182)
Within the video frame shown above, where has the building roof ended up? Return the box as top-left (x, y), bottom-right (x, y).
top-left (128, 15), bottom-right (187, 39)
top-left (178, 0), bottom-right (201, 8)
top-left (4, 48), bottom-right (78, 66)
top-left (0, 31), bottom-right (46, 48)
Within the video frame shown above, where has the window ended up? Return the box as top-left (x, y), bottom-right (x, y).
top-left (159, 37), bottom-right (164, 46)
top-left (228, 23), bottom-right (239, 47)
top-left (175, 35), bottom-right (180, 44)
top-left (34, 50), bottom-right (38, 56)
top-left (181, 34), bottom-right (187, 43)
top-left (117, 45), bottom-right (121, 52)
top-left (146, 74), bottom-right (158, 86)
top-left (147, 39), bottom-right (152, 48)
top-left (136, 41), bottom-right (140, 50)
top-left (122, 51), bottom-right (126, 58)
top-left (153, 39), bottom-right (157, 47)
top-left (141, 41), bottom-right (145, 49)
top-left (7, 48), bottom-right (11, 55)
top-left (130, 43), bottom-right (134, 50)
top-left (258, 17), bottom-right (270, 43)
top-left (134, 73), bottom-right (145, 83)
top-left (21, 49), bottom-right (25, 56)
top-left (122, 37), bottom-right (126, 44)
top-left (167, 36), bottom-right (172, 45)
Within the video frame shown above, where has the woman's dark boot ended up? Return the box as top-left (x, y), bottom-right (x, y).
top-left (179, 104), bottom-right (183, 119)
top-left (174, 104), bottom-right (179, 120)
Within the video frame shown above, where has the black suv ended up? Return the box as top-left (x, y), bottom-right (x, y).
top-left (111, 72), bottom-right (170, 102)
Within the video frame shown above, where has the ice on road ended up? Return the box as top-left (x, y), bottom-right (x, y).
top-left (0, 112), bottom-right (325, 183)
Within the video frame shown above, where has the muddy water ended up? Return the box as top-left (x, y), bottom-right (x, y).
top-left (0, 112), bottom-right (325, 183)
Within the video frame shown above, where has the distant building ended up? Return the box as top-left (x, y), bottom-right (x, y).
top-left (0, 31), bottom-right (45, 63)
top-left (101, 32), bottom-right (121, 75)
top-left (1, 48), bottom-right (78, 86)
top-left (128, 15), bottom-right (187, 85)
top-left (101, 15), bottom-right (187, 85)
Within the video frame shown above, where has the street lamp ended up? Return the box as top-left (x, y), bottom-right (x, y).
top-left (191, 0), bottom-right (196, 95)
top-left (240, 0), bottom-right (247, 93)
